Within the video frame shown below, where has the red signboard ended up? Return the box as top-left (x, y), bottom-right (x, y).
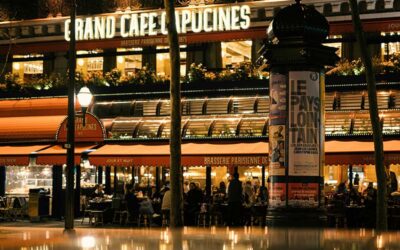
top-left (268, 182), bottom-right (286, 208)
top-left (56, 113), bottom-right (105, 143)
top-left (288, 183), bottom-right (319, 208)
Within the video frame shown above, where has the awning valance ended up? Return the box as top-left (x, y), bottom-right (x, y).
top-left (88, 142), bottom-right (269, 167)
top-left (0, 145), bottom-right (50, 166)
top-left (35, 144), bottom-right (97, 165)
top-left (325, 140), bottom-right (400, 165)
top-left (0, 116), bottom-right (65, 142)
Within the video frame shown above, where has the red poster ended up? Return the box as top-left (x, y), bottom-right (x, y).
top-left (268, 182), bottom-right (286, 208)
top-left (288, 183), bottom-right (319, 208)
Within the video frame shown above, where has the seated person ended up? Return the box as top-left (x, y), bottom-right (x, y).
top-left (93, 184), bottom-right (105, 198)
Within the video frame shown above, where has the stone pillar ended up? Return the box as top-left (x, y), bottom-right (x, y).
top-left (186, 43), bottom-right (205, 71)
top-left (206, 166), bottom-right (212, 200)
top-left (113, 167), bottom-right (118, 194)
top-left (97, 166), bottom-right (103, 184)
top-left (204, 42), bottom-right (222, 69)
top-left (105, 166), bottom-right (111, 194)
top-left (43, 53), bottom-right (54, 76)
top-left (156, 166), bottom-right (161, 194)
top-left (53, 52), bottom-right (68, 78)
top-left (142, 46), bottom-right (157, 70)
top-left (75, 164), bottom-right (81, 217)
top-left (0, 56), bottom-right (12, 82)
top-left (251, 39), bottom-right (263, 65)
top-left (52, 165), bottom-right (63, 219)
top-left (260, 0), bottom-right (338, 227)
top-left (103, 48), bottom-right (116, 74)
top-left (0, 166), bottom-right (5, 196)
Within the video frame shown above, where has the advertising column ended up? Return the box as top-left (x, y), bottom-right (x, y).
top-left (268, 70), bottom-right (324, 209)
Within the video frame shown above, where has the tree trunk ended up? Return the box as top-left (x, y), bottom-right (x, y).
top-left (164, 0), bottom-right (184, 228)
top-left (349, 0), bottom-right (388, 232)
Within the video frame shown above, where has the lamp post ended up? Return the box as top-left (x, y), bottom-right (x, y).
top-left (65, 0), bottom-right (76, 231)
top-left (77, 86), bottom-right (93, 126)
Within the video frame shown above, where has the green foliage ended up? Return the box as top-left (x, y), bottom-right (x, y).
top-left (186, 63), bottom-right (206, 82)
top-left (104, 68), bottom-right (122, 87)
top-left (1, 72), bottom-right (22, 91)
top-left (327, 54), bottom-right (400, 76)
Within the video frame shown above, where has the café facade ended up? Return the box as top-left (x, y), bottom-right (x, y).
top-left (0, 0), bottom-right (400, 216)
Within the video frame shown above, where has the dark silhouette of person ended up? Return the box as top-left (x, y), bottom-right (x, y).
top-left (185, 182), bottom-right (203, 226)
top-left (390, 171), bottom-right (398, 194)
top-left (228, 172), bottom-right (243, 226)
top-left (354, 173), bottom-right (360, 186)
top-left (124, 184), bottom-right (140, 222)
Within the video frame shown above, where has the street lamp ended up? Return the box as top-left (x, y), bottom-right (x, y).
top-left (77, 86), bottom-right (93, 126)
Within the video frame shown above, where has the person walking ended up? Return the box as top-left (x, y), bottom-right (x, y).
top-left (227, 172), bottom-right (243, 226)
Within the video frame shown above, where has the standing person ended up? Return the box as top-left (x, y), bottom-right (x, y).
top-left (125, 184), bottom-right (140, 223)
top-left (185, 182), bottom-right (204, 226)
top-left (227, 172), bottom-right (243, 226)
top-left (353, 173), bottom-right (360, 186)
top-left (161, 185), bottom-right (171, 226)
top-left (390, 171), bottom-right (398, 194)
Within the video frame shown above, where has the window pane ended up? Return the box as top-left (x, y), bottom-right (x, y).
top-left (12, 54), bottom-right (43, 83)
top-left (157, 46), bottom-right (186, 77)
top-left (221, 40), bottom-right (252, 68)
top-left (77, 50), bottom-right (103, 74)
top-left (117, 48), bottom-right (142, 75)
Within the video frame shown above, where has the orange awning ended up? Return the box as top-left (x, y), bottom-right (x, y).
top-left (88, 142), bottom-right (269, 167)
top-left (325, 140), bottom-right (400, 165)
top-left (0, 116), bottom-right (65, 142)
top-left (0, 145), bottom-right (50, 166)
top-left (0, 98), bottom-right (67, 117)
top-left (0, 97), bottom-right (81, 117)
top-left (35, 144), bottom-right (97, 165)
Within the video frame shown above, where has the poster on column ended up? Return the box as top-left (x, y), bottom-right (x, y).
top-left (288, 71), bottom-right (320, 176)
top-left (269, 125), bottom-right (285, 175)
top-left (288, 183), bottom-right (318, 207)
top-left (269, 73), bottom-right (287, 125)
top-left (268, 182), bottom-right (286, 208)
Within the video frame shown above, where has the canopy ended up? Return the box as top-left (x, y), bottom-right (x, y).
top-left (0, 145), bottom-right (50, 166)
top-left (0, 116), bottom-right (65, 142)
top-left (35, 144), bottom-right (97, 165)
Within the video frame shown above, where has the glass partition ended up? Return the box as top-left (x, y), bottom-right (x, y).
top-left (6, 165), bottom-right (52, 195)
top-left (221, 40), bottom-right (252, 68)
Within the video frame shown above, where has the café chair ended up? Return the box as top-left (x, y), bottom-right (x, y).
top-left (112, 198), bottom-right (128, 225)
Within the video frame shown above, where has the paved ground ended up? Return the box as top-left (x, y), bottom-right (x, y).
top-left (1, 219), bottom-right (400, 249)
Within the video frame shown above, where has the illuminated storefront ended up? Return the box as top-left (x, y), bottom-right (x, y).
top-left (0, 0), bottom-right (400, 218)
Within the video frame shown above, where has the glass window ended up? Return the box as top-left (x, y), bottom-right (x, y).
top-left (211, 118), bottom-right (240, 137)
top-left (116, 48), bottom-right (142, 75)
top-left (221, 40), bottom-right (252, 68)
top-left (158, 100), bottom-right (170, 116)
top-left (239, 118), bottom-right (268, 137)
top-left (381, 32), bottom-right (400, 59)
top-left (12, 54), bottom-right (43, 83)
top-left (184, 119), bottom-right (213, 138)
top-left (382, 113), bottom-right (400, 134)
top-left (353, 116), bottom-right (373, 134)
top-left (182, 99), bottom-right (205, 116)
top-left (77, 50), bottom-right (103, 74)
top-left (110, 118), bottom-right (141, 140)
top-left (325, 114), bottom-right (352, 135)
top-left (257, 97), bottom-right (269, 114)
top-left (324, 35), bottom-right (342, 58)
top-left (6, 165), bottom-right (52, 195)
top-left (156, 46), bottom-right (186, 77)
top-left (206, 98), bottom-right (230, 115)
top-left (136, 120), bottom-right (163, 138)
